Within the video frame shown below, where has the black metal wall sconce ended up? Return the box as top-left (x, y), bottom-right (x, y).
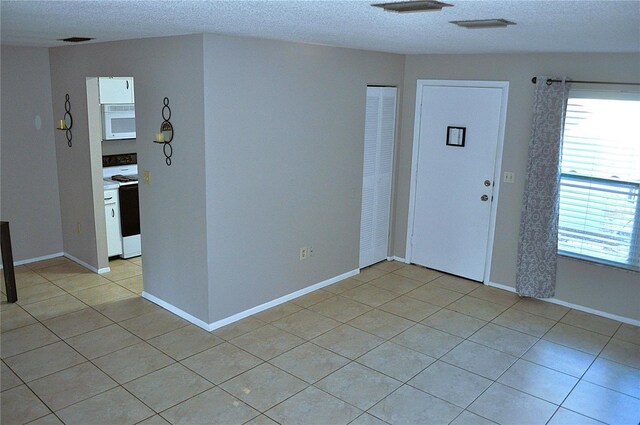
top-left (153, 97), bottom-right (174, 166)
top-left (56, 94), bottom-right (73, 147)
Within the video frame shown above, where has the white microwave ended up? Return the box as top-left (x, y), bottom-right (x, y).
top-left (102, 104), bottom-right (136, 140)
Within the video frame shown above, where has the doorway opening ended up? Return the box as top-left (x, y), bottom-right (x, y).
top-left (86, 76), bottom-right (143, 293)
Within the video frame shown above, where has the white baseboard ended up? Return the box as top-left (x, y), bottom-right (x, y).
top-left (0, 252), bottom-right (64, 269)
top-left (487, 281), bottom-right (640, 327)
top-left (206, 268), bottom-right (360, 331)
top-left (142, 291), bottom-right (211, 330)
top-left (0, 252), bottom-right (111, 274)
top-left (544, 297), bottom-right (640, 327)
top-left (0, 252), bottom-right (112, 274)
top-left (388, 256), bottom-right (409, 264)
top-left (486, 281), bottom-right (517, 293)
top-left (141, 268), bottom-right (360, 332)
top-left (63, 253), bottom-right (111, 274)
top-left (63, 253), bottom-right (101, 274)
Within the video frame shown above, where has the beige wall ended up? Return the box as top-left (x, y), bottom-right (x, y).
top-left (48, 34), bottom-right (210, 320)
top-left (1, 46), bottom-right (63, 262)
top-left (6, 37), bottom-right (637, 324)
top-left (38, 32), bottom-right (405, 325)
top-left (396, 53), bottom-right (640, 320)
top-left (203, 34), bottom-right (405, 322)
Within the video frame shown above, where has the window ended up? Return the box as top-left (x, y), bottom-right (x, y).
top-left (558, 90), bottom-right (640, 272)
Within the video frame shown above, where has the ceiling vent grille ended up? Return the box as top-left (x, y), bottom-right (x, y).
top-left (450, 19), bottom-right (516, 29)
top-left (372, 1), bottom-right (453, 13)
top-left (58, 37), bottom-right (94, 43)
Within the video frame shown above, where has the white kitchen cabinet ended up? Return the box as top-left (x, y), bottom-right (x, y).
top-left (99, 77), bottom-right (135, 104)
top-left (104, 189), bottom-right (123, 257)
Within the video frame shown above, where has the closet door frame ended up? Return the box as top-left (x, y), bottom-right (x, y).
top-left (359, 85), bottom-right (398, 269)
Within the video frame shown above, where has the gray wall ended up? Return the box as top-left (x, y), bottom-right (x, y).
top-left (48, 35), bottom-right (210, 320)
top-left (85, 77), bottom-right (109, 269)
top-left (1, 46), bottom-right (63, 262)
top-left (6, 38), bottom-right (636, 324)
top-left (396, 53), bottom-right (640, 320)
top-left (38, 32), bottom-right (405, 325)
top-left (203, 34), bottom-right (405, 322)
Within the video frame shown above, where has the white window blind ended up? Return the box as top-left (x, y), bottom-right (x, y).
top-left (558, 90), bottom-right (640, 271)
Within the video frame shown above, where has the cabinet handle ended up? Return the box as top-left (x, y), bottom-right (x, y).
top-left (126, 81), bottom-right (129, 89)
top-left (111, 209), bottom-right (115, 217)
top-left (104, 197), bottom-right (113, 201)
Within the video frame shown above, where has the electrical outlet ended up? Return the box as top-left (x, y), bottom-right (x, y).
top-left (76, 222), bottom-right (81, 234)
top-left (503, 172), bottom-right (515, 184)
top-left (142, 170), bottom-right (151, 185)
top-left (300, 247), bottom-right (308, 260)
top-left (308, 246), bottom-right (314, 257)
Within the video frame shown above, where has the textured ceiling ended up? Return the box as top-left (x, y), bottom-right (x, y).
top-left (1, 0), bottom-right (639, 54)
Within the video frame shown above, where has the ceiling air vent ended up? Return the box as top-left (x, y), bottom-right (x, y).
top-left (450, 19), bottom-right (516, 29)
top-left (372, 1), bottom-right (453, 13)
top-left (58, 37), bottom-right (94, 43)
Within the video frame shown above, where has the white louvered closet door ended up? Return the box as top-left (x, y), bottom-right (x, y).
top-left (360, 86), bottom-right (397, 268)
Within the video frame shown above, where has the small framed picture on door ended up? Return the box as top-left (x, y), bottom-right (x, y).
top-left (446, 126), bottom-right (466, 147)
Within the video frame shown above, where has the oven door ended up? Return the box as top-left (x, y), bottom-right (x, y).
top-left (118, 184), bottom-right (140, 236)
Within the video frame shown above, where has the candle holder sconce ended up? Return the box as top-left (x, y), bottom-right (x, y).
top-left (153, 97), bottom-right (174, 166)
top-left (56, 94), bottom-right (73, 147)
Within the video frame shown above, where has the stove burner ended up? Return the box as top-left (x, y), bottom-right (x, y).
top-left (111, 174), bottom-right (137, 183)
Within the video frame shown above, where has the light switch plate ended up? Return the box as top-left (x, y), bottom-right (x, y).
top-left (503, 172), bottom-right (515, 184)
top-left (142, 170), bottom-right (151, 185)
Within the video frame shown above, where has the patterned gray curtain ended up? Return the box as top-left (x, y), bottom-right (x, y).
top-left (516, 77), bottom-right (570, 298)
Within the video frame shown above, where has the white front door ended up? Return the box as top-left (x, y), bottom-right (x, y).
top-left (360, 86), bottom-right (397, 268)
top-left (409, 81), bottom-right (508, 281)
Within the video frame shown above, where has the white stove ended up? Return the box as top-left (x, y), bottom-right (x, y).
top-left (103, 164), bottom-right (138, 187)
top-left (102, 154), bottom-right (140, 259)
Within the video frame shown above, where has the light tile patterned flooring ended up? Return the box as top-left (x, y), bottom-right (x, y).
top-left (1, 258), bottom-right (639, 424)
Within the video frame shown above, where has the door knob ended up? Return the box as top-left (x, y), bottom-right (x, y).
top-left (481, 195), bottom-right (489, 201)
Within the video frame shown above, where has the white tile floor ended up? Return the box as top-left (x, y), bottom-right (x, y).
top-left (1, 258), bottom-right (639, 424)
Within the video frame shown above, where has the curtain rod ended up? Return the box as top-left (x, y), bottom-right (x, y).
top-left (531, 77), bottom-right (640, 86)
